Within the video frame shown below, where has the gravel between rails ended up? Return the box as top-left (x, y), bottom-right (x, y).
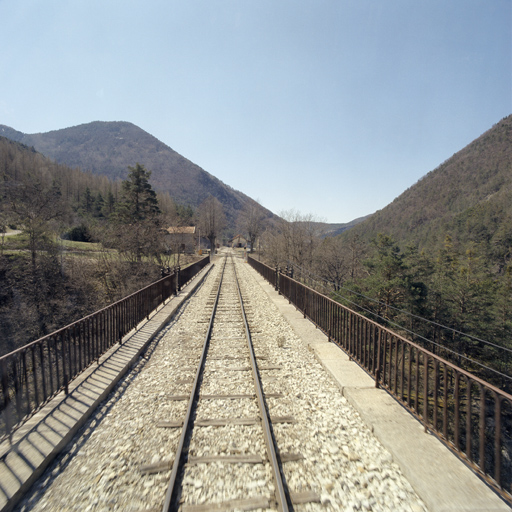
top-left (15, 252), bottom-right (427, 512)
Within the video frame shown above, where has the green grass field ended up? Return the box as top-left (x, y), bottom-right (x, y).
top-left (1, 231), bottom-right (194, 268)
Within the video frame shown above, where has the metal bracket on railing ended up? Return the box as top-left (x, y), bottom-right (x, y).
top-left (161, 267), bottom-right (172, 278)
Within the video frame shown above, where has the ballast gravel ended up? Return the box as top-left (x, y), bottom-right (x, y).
top-left (15, 251), bottom-right (427, 512)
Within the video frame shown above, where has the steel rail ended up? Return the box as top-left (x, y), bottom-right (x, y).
top-left (232, 254), bottom-right (290, 511)
top-left (162, 257), bottom-right (226, 512)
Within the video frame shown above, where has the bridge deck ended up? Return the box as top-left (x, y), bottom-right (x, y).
top-left (0, 254), bottom-right (509, 512)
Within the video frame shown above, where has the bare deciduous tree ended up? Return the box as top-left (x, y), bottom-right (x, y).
top-left (238, 200), bottom-right (266, 253)
top-left (278, 210), bottom-right (322, 270)
top-left (313, 236), bottom-right (349, 292)
top-left (258, 209), bottom-right (323, 277)
top-left (9, 178), bottom-right (67, 270)
top-left (198, 196), bottom-right (226, 251)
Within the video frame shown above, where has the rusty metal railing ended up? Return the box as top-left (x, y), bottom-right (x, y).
top-left (248, 256), bottom-right (512, 500)
top-left (0, 255), bottom-right (210, 442)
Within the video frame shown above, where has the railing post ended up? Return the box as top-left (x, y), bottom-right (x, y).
top-left (12, 355), bottom-right (21, 427)
top-left (478, 383), bottom-right (485, 473)
top-left (375, 330), bottom-right (381, 388)
top-left (466, 376), bottom-right (472, 456)
top-left (424, 354), bottom-right (429, 432)
top-left (96, 315), bottom-right (101, 365)
top-left (1, 359), bottom-right (12, 444)
top-left (61, 332), bottom-right (69, 395)
top-left (494, 393), bottom-right (502, 487)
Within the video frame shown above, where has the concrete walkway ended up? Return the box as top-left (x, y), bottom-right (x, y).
top-left (0, 264), bottom-right (213, 512)
top-left (249, 262), bottom-right (511, 512)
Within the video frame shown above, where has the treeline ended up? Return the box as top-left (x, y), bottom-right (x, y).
top-left (0, 137), bottom-right (196, 355)
top-left (259, 211), bottom-right (512, 388)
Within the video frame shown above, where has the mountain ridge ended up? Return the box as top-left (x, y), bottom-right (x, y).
top-left (344, 114), bottom-right (512, 249)
top-left (0, 121), bottom-right (272, 227)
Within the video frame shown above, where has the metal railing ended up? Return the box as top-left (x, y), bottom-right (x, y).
top-left (248, 256), bottom-right (512, 501)
top-left (0, 255), bottom-right (210, 442)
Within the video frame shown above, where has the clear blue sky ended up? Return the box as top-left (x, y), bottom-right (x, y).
top-left (1, 0), bottom-right (510, 223)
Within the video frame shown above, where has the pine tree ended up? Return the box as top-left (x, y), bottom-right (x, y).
top-left (104, 190), bottom-right (116, 217)
top-left (117, 163), bottom-right (159, 222)
top-left (93, 192), bottom-right (105, 218)
top-left (363, 234), bottom-right (408, 321)
top-left (83, 187), bottom-right (93, 214)
top-left (111, 164), bottom-right (162, 262)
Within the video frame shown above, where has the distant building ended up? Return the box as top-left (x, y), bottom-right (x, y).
top-left (229, 234), bottom-right (248, 248)
top-left (165, 226), bottom-right (197, 254)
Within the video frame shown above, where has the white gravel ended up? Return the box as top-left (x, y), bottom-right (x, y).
top-left (15, 250), bottom-right (427, 512)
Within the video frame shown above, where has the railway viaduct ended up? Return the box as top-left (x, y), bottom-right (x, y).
top-left (0, 250), bottom-right (510, 511)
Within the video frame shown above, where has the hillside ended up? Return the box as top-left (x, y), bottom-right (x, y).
top-left (0, 121), bottom-right (273, 228)
top-left (318, 214), bottom-right (372, 238)
top-left (346, 115), bottom-right (512, 249)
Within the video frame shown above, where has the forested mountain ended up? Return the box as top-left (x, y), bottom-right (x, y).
top-left (317, 214), bottom-right (372, 238)
top-left (0, 121), bottom-right (273, 227)
top-left (0, 136), bottom-right (180, 354)
top-left (347, 114), bottom-right (512, 250)
top-left (334, 115), bottom-right (512, 386)
top-left (260, 115), bottom-right (512, 388)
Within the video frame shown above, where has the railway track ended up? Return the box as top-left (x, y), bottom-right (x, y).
top-left (159, 254), bottom-right (307, 511)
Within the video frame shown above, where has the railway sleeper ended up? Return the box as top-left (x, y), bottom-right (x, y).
top-left (158, 416), bottom-right (296, 428)
top-left (179, 491), bottom-right (322, 511)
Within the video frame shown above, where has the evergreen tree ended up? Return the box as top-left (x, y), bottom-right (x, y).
top-left (175, 204), bottom-right (194, 225)
top-left (111, 164), bottom-right (162, 262)
top-left (93, 192), bottom-right (105, 218)
top-left (363, 234), bottom-right (408, 321)
top-left (104, 190), bottom-right (116, 217)
top-left (494, 264), bottom-right (512, 347)
top-left (83, 187), bottom-right (93, 214)
top-left (401, 243), bottom-right (431, 332)
top-left (117, 163), bottom-right (159, 222)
